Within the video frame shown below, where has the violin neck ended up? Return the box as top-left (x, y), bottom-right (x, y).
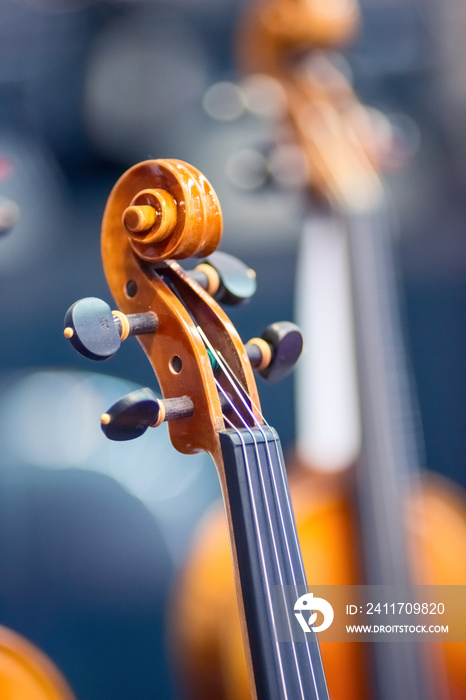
top-left (346, 205), bottom-right (422, 583)
top-left (219, 426), bottom-right (329, 700)
top-left (346, 205), bottom-right (436, 700)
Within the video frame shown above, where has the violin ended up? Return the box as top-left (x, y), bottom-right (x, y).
top-left (63, 158), bottom-right (330, 699)
top-left (171, 1), bottom-right (466, 699)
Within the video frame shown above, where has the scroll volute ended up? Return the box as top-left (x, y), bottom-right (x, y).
top-left (101, 159), bottom-right (261, 460)
top-left (240, 0), bottom-right (384, 212)
top-left (239, 0), bottom-right (360, 75)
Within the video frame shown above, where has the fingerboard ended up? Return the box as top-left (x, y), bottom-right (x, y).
top-left (346, 207), bottom-right (436, 700)
top-left (220, 426), bottom-right (329, 700)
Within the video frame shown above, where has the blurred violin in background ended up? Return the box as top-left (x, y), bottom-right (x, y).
top-left (0, 626), bottom-right (75, 700)
top-left (172, 1), bottom-right (466, 699)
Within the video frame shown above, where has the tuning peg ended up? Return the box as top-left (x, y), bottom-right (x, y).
top-left (101, 388), bottom-right (194, 441)
top-left (246, 321), bottom-right (303, 383)
top-left (189, 251), bottom-right (257, 305)
top-left (64, 297), bottom-right (158, 361)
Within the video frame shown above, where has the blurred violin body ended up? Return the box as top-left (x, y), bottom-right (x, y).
top-left (175, 467), bottom-right (466, 699)
top-left (0, 626), bottom-right (75, 700)
top-left (173, 1), bottom-right (466, 699)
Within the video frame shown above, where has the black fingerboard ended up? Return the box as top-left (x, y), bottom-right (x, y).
top-left (220, 426), bottom-right (329, 700)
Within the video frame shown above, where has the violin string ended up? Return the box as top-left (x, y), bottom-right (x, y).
top-left (198, 327), bottom-right (317, 685)
top-left (170, 299), bottom-right (309, 610)
top-left (265, 428), bottom-right (324, 695)
top-left (213, 347), bottom-right (314, 632)
top-left (205, 339), bottom-right (316, 626)
top-left (198, 329), bottom-right (320, 652)
top-left (270, 434), bottom-right (309, 584)
top-left (208, 337), bottom-right (313, 590)
top-left (198, 328), bottom-right (314, 698)
top-left (211, 360), bottom-right (316, 695)
top-left (220, 366), bottom-right (310, 587)
top-left (208, 345), bottom-right (311, 580)
top-left (256, 405), bottom-right (323, 694)
top-left (195, 327), bottom-right (258, 422)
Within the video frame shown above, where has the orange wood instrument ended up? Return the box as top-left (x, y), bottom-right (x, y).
top-left (63, 159), bottom-right (332, 700)
top-left (172, 2), bottom-right (466, 699)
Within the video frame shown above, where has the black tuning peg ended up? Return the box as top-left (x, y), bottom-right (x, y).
top-left (189, 251), bottom-right (256, 305)
top-left (64, 297), bottom-right (158, 361)
top-left (101, 388), bottom-right (194, 441)
top-left (246, 321), bottom-right (303, 383)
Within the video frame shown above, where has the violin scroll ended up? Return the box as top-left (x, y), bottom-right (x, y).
top-left (64, 159), bottom-right (303, 460)
top-left (103, 159), bottom-right (222, 263)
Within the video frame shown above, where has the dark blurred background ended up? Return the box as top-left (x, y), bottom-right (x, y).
top-left (0, 0), bottom-right (465, 697)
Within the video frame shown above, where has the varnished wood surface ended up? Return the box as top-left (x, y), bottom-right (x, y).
top-left (101, 158), bottom-right (260, 460)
